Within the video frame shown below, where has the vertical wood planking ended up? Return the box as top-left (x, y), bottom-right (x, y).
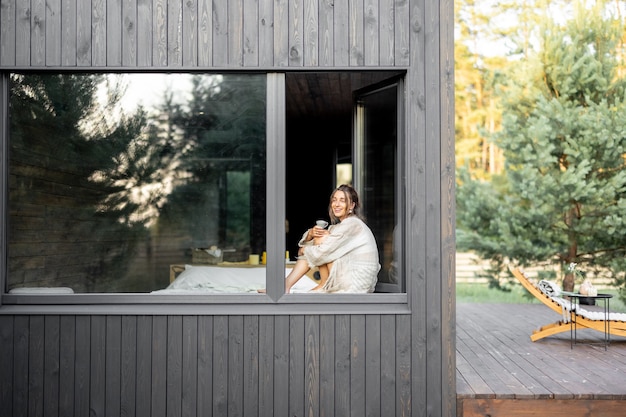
top-left (243, 315), bottom-right (259, 417)
top-left (258, 316), bottom-right (274, 417)
top-left (106, 316), bottom-right (122, 417)
top-left (365, 315), bottom-right (382, 416)
top-left (288, 315), bottom-right (305, 417)
top-left (197, 0), bottom-right (212, 66)
top-left (318, 0), bottom-right (334, 66)
top-left (182, 316), bottom-right (198, 417)
top-left (58, 317), bottom-right (76, 416)
top-left (364, 0), bottom-right (379, 66)
top-left (350, 314), bottom-right (366, 416)
top-left (30, 0), bottom-right (45, 66)
top-left (273, 315), bottom-right (289, 416)
top-left (288, 0), bottom-right (303, 66)
top-left (212, 0), bottom-right (228, 66)
top-left (0, 316), bottom-right (14, 417)
top-left (0, 0), bottom-right (16, 65)
top-left (137, 0), bottom-right (153, 66)
top-left (395, 0), bottom-right (410, 66)
top-left (227, 316), bottom-right (244, 417)
top-left (121, 316), bottom-right (138, 417)
top-left (335, 314), bottom-right (350, 416)
top-left (92, 0), bottom-right (107, 66)
top-left (212, 316), bottom-right (228, 416)
top-left (182, 0), bottom-right (198, 66)
top-left (305, 315), bottom-right (320, 417)
top-left (349, 0), bottom-right (364, 66)
top-left (76, 0), bottom-right (92, 65)
top-left (273, 0), bottom-right (289, 66)
top-left (13, 316), bottom-right (29, 416)
top-left (90, 316), bottom-right (106, 417)
top-left (43, 316), bottom-right (60, 417)
top-left (107, 0), bottom-right (122, 65)
top-left (136, 316), bottom-right (153, 417)
top-left (243, 0), bottom-right (259, 67)
top-left (74, 316), bottom-right (90, 417)
top-left (122, 0), bottom-right (137, 66)
top-left (397, 314), bottom-right (412, 417)
top-left (167, 0), bottom-right (182, 66)
top-left (197, 316), bottom-right (213, 416)
top-left (166, 315), bottom-right (183, 417)
top-left (333, 0), bottom-right (349, 66)
top-left (15, 1), bottom-right (30, 65)
top-left (258, 0), bottom-right (273, 67)
top-left (61, 0), bottom-right (77, 66)
top-left (228, 0), bottom-right (244, 67)
top-left (380, 315), bottom-right (396, 416)
top-left (45, 0), bottom-right (61, 66)
top-left (379, 0), bottom-right (394, 66)
top-left (153, 0), bottom-right (168, 66)
top-left (303, 0), bottom-right (318, 66)
top-left (319, 315), bottom-right (335, 417)
top-left (151, 316), bottom-right (167, 417)
top-left (28, 316), bottom-right (44, 417)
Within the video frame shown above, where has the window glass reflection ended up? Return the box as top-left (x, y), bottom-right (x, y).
top-left (8, 73), bottom-right (266, 293)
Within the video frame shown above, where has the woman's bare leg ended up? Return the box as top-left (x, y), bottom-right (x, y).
top-left (309, 261), bottom-right (333, 291)
top-left (285, 258), bottom-right (312, 293)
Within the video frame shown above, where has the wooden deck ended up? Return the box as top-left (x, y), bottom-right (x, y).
top-left (456, 303), bottom-right (626, 417)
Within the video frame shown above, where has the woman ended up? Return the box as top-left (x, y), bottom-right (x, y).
top-left (285, 184), bottom-right (380, 293)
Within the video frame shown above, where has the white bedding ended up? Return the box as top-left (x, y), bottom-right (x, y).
top-left (152, 265), bottom-right (318, 294)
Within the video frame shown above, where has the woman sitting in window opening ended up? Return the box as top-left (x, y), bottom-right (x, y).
top-left (285, 184), bottom-right (381, 293)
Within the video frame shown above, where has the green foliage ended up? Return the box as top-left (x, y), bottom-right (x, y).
top-left (457, 1), bottom-right (626, 300)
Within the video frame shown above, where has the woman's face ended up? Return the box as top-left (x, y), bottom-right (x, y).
top-left (331, 190), bottom-right (354, 221)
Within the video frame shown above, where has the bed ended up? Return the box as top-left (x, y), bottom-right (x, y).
top-left (152, 264), bottom-right (319, 294)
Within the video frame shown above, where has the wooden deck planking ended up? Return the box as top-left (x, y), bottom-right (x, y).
top-left (457, 303), bottom-right (626, 401)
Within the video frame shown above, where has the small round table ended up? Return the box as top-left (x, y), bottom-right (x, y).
top-left (560, 291), bottom-right (613, 350)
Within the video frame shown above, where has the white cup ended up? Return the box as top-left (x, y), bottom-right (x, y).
top-left (316, 220), bottom-right (329, 229)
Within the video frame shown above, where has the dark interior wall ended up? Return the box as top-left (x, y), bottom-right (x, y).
top-left (285, 115), bottom-right (351, 257)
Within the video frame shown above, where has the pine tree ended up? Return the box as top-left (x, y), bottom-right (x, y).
top-left (457, 0), bottom-right (626, 296)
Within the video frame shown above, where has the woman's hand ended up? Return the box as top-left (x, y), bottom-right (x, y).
top-left (308, 226), bottom-right (329, 241)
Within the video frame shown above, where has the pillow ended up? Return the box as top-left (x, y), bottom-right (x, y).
top-left (538, 280), bottom-right (561, 297)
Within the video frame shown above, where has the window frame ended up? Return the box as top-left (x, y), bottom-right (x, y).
top-left (0, 71), bottom-right (409, 313)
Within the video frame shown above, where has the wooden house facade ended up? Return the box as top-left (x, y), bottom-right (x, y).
top-left (0, 1), bottom-right (455, 416)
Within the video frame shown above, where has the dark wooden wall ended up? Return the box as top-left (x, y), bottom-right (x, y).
top-left (0, 1), bottom-right (456, 416)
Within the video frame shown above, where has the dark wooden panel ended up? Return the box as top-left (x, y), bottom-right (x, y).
top-left (90, 316), bottom-right (106, 417)
top-left (121, 316), bottom-right (137, 417)
top-left (0, 316), bottom-right (14, 417)
top-left (182, 316), bottom-right (198, 417)
top-left (258, 315), bottom-right (274, 417)
top-left (43, 316), bottom-right (60, 417)
top-left (289, 315), bottom-right (305, 417)
top-left (243, 315), bottom-right (259, 416)
top-left (151, 316), bottom-right (167, 417)
top-left (166, 315), bottom-right (183, 417)
top-left (350, 314), bottom-right (366, 416)
top-left (13, 316), bottom-right (29, 417)
top-left (228, 316), bottom-right (244, 416)
top-left (273, 315), bottom-right (289, 416)
top-left (380, 315), bottom-right (396, 416)
top-left (319, 315), bottom-right (335, 417)
top-left (28, 316), bottom-right (44, 417)
top-left (197, 316), bottom-right (213, 416)
top-left (74, 316), bottom-right (90, 417)
top-left (136, 316), bottom-right (153, 417)
top-left (365, 315), bottom-right (382, 416)
top-left (212, 315), bottom-right (228, 415)
top-left (106, 316), bottom-right (122, 416)
top-left (335, 315), bottom-right (350, 416)
top-left (304, 315), bottom-right (320, 416)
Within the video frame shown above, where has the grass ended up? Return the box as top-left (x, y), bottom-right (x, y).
top-left (456, 283), bottom-right (626, 313)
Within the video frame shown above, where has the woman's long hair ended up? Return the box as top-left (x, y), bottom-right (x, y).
top-left (328, 184), bottom-right (363, 224)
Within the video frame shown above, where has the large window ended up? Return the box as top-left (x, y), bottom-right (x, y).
top-left (7, 73), bottom-right (266, 293)
top-left (3, 71), bottom-right (405, 298)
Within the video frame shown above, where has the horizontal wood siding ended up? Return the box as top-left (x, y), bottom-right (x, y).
top-left (0, 313), bottom-right (412, 417)
top-left (0, 0), bottom-right (410, 68)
